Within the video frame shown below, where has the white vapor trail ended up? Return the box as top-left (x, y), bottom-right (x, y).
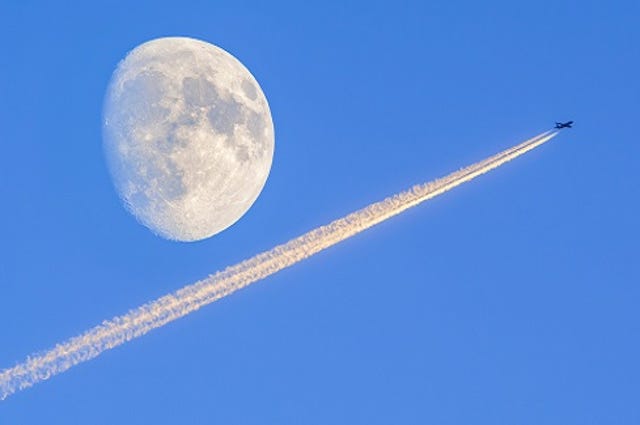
top-left (0, 130), bottom-right (558, 400)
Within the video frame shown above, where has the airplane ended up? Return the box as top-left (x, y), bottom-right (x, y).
top-left (554, 120), bottom-right (574, 129)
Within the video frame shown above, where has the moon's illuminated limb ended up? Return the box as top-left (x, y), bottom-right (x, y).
top-left (103, 37), bottom-right (274, 241)
top-left (0, 131), bottom-right (557, 400)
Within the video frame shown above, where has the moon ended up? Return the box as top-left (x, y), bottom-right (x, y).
top-left (102, 37), bottom-right (274, 242)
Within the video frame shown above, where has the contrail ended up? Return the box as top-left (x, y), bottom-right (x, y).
top-left (0, 130), bottom-right (558, 400)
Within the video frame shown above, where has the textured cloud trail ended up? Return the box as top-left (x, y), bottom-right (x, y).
top-left (0, 130), bottom-right (557, 400)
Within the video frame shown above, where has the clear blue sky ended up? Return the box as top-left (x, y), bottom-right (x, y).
top-left (1, 0), bottom-right (639, 423)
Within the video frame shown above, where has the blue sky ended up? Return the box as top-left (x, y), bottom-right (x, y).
top-left (1, 0), bottom-right (639, 423)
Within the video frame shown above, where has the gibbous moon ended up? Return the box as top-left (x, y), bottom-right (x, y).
top-left (103, 37), bottom-right (274, 241)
